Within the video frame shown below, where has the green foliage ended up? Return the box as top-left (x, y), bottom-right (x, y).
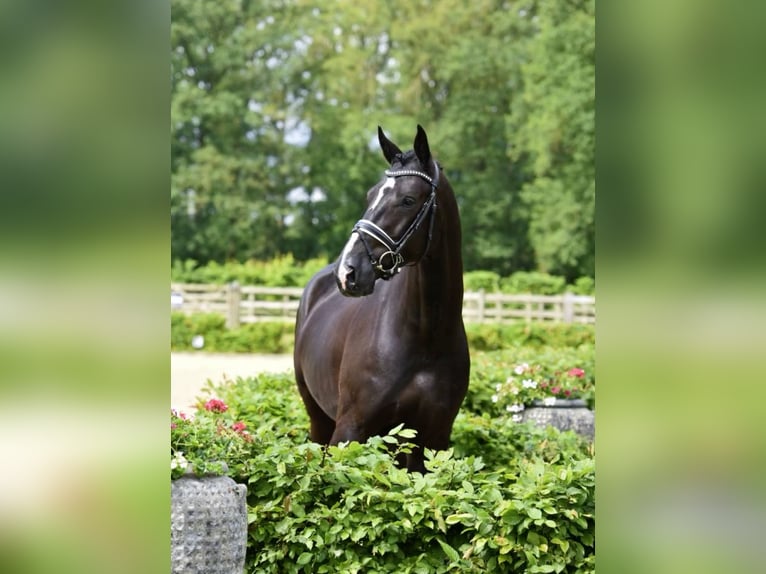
top-left (506, 0), bottom-right (595, 280)
top-left (465, 323), bottom-right (594, 352)
top-left (570, 276), bottom-right (595, 296)
top-left (171, 0), bottom-right (594, 279)
top-left (171, 312), bottom-right (226, 349)
top-left (171, 370), bottom-right (595, 573)
top-left (171, 255), bottom-right (328, 286)
top-left (171, 313), bottom-right (293, 353)
top-left (463, 271), bottom-right (501, 293)
top-left (464, 345), bottom-right (595, 417)
top-left (500, 271), bottom-right (567, 295)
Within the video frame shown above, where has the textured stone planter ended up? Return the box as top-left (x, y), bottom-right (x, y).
top-left (171, 473), bottom-right (248, 574)
top-left (521, 398), bottom-right (594, 440)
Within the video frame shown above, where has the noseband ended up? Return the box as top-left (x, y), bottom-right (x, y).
top-left (352, 159), bottom-right (440, 279)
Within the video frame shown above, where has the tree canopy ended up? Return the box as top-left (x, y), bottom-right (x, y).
top-left (171, 0), bottom-right (594, 280)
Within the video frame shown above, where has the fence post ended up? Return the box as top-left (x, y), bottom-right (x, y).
top-left (562, 292), bottom-right (574, 323)
top-left (226, 282), bottom-right (241, 329)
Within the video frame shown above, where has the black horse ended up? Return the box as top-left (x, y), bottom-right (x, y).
top-left (293, 125), bottom-right (469, 472)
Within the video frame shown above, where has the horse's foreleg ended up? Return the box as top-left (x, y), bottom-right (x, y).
top-left (329, 414), bottom-right (367, 445)
top-left (295, 369), bottom-right (335, 444)
top-left (407, 416), bottom-right (453, 473)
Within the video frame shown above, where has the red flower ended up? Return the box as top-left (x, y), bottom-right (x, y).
top-left (567, 368), bottom-right (585, 378)
top-left (563, 389), bottom-right (572, 397)
top-left (231, 421), bottom-right (247, 433)
top-left (551, 386), bottom-right (561, 394)
top-left (204, 399), bottom-right (228, 413)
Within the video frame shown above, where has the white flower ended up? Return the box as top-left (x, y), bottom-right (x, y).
top-left (543, 397), bottom-right (557, 406)
top-left (511, 414), bottom-right (523, 423)
top-left (522, 379), bottom-right (537, 389)
top-left (491, 394), bottom-right (499, 403)
top-left (506, 403), bottom-right (524, 413)
top-left (171, 452), bottom-right (188, 471)
top-left (513, 363), bottom-right (529, 375)
top-left (505, 376), bottom-right (514, 384)
top-left (495, 383), bottom-right (502, 391)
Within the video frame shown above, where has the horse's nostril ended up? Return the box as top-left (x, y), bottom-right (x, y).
top-left (346, 266), bottom-right (356, 286)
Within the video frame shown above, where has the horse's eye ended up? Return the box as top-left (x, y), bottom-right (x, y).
top-left (402, 196), bottom-right (416, 207)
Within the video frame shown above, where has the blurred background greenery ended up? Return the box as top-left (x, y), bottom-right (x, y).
top-left (1, 0), bottom-right (765, 573)
top-left (170, 0), bottom-right (595, 281)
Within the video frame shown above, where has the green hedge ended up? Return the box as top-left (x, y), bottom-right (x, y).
top-left (464, 323), bottom-right (594, 352)
top-left (175, 372), bottom-right (595, 573)
top-left (171, 255), bottom-right (329, 287)
top-left (171, 313), bottom-right (294, 354)
top-left (171, 313), bottom-right (594, 354)
top-left (173, 258), bottom-right (595, 296)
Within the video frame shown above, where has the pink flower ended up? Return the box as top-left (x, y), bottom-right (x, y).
top-left (563, 389), bottom-right (572, 397)
top-left (231, 421), bottom-right (247, 433)
top-left (540, 381), bottom-right (549, 388)
top-left (204, 399), bottom-right (228, 413)
top-left (171, 422), bottom-right (177, 430)
top-left (551, 386), bottom-right (561, 395)
top-left (568, 368), bottom-right (585, 378)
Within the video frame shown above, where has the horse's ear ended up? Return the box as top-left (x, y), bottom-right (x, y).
top-left (378, 126), bottom-right (403, 165)
top-left (414, 124), bottom-right (431, 167)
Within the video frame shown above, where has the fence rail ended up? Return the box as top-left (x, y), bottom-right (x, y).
top-left (171, 283), bottom-right (595, 327)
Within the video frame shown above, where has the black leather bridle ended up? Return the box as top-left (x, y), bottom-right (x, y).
top-left (351, 159), bottom-right (440, 279)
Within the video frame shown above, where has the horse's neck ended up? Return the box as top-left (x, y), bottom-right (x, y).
top-left (399, 211), bottom-right (464, 334)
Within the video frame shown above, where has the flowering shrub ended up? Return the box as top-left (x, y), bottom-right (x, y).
top-left (463, 346), bottom-right (595, 418)
top-left (171, 368), bottom-right (595, 573)
top-left (491, 362), bottom-right (594, 421)
top-left (170, 399), bottom-right (253, 480)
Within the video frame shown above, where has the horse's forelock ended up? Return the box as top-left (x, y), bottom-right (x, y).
top-left (391, 150), bottom-right (417, 170)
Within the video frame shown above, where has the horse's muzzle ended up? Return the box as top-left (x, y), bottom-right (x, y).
top-left (335, 262), bottom-right (375, 297)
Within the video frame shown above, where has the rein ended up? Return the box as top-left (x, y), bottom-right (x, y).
top-left (352, 159), bottom-right (440, 279)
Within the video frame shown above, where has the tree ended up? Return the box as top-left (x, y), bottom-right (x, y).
top-left (171, 0), bottom-right (305, 262)
top-left (506, 0), bottom-right (595, 280)
top-left (170, 0), bottom-right (595, 280)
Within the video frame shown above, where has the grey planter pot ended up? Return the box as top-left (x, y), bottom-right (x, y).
top-left (171, 473), bottom-right (248, 574)
top-left (521, 398), bottom-right (594, 440)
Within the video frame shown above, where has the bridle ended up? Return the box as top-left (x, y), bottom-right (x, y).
top-left (351, 159), bottom-right (440, 279)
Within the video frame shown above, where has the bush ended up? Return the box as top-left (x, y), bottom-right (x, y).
top-left (465, 323), bottom-right (594, 351)
top-left (570, 276), bottom-right (595, 296)
top-left (500, 271), bottom-right (567, 295)
top-left (171, 312), bottom-right (294, 353)
top-left (463, 345), bottom-right (595, 416)
top-left (171, 255), bottom-right (329, 287)
top-left (172, 372), bottom-right (595, 574)
top-left (463, 271), bottom-right (501, 292)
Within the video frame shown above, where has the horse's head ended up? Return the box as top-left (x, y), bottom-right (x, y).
top-left (335, 125), bottom-right (440, 297)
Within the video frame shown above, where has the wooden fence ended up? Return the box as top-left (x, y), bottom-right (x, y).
top-left (171, 283), bottom-right (595, 327)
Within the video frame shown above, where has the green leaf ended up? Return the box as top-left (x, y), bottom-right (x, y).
top-left (447, 512), bottom-right (475, 526)
top-left (297, 552), bottom-right (312, 565)
top-left (527, 507), bottom-right (543, 520)
top-left (437, 538), bottom-right (460, 563)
